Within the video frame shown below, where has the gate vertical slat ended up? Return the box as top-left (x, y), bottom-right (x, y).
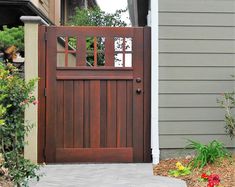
top-left (45, 26), bottom-right (57, 162)
top-left (65, 36), bottom-right (69, 67)
top-left (105, 37), bottom-right (114, 66)
top-left (100, 81), bottom-right (107, 147)
top-left (106, 81), bottom-right (117, 147)
top-left (93, 37), bottom-right (98, 66)
top-left (73, 81), bottom-right (84, 148)
top-left (63, 81), bottom-right (74, 148)
top-left (143, 27), bottom-right (152, 162)
top-left (77, 35), bottom-right (86, 66)
top-left (38, 25), bottom-right (46, 163)
top-left (56, 81), bottom-right (64, 148)
top-left (126, 81), bottom-right (133, 148)
top-left (84, 81), bottom-right (90, 148)
top-left (116, 81), bottom-right (127, 147)
top-left (90, 80), bottom-right (101, 148)
top-left (132, 28), bottom-right (144, 162)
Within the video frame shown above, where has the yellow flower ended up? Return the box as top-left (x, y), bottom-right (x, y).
top-left (178, 165), bottom-right (185, 171)
top-left (176, 162), bottom-right (182, 168)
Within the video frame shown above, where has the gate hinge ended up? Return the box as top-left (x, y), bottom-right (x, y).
top-left (44, 32), bottom-right (47, 41)
top-left (44, 88), bottom-right (47, 97)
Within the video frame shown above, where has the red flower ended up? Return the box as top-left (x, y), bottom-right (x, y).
top-left (207, 182), bottom-right (214, 187)
top-left (201, 173), bottom-right (209, 179)
top-left (208, 174), bottom-right (220, 186)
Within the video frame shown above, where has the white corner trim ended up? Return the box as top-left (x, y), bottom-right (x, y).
top-left (150, 0), bottom-right (160, 164)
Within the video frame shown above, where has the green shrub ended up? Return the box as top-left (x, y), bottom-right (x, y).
top-left (68, 7), bottom-right (127, 27)
top-left (217, 92), bottom-right (235, 139)
top-left (0, 62), bottom-right (40, 186)
top-left (0, 26), bottom-right (24, 51)
top-left (186, 139), bottom-right (231, 168)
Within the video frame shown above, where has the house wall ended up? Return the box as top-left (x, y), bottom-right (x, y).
top-left (159, 0), bottom-right (235, 158)
top-left (31, 0), bottom-right (49, 17)
top-left (30, 0), bottom-right (61, 25)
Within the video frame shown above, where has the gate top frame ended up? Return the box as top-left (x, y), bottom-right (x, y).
top-left (45, 25), bottom-right (146, 69)
top-left (38, 25), bottom-right (151, 163)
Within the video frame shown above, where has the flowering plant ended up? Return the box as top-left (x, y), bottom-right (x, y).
top-left (199, 172), bottom-right (221, 187)
top-left (0, 62), bottom-right (40, 186)
top-left (168, 162), bottom-right (191, 177)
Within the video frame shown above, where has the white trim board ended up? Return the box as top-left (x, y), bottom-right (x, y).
top-left (149, 0), bottom-right (160, 164)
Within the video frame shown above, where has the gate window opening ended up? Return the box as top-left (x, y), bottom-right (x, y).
top-left (114, 37), bottom-right (132, 67)
top-left (86, 36), bottom-right (105, 66)
top-left (56, 35), bottom-right (132, 68)
top-left (57, 36), bottom-right (77, 67)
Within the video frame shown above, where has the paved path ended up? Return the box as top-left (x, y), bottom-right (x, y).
top-left (29, 164), bottom-right (187, 187)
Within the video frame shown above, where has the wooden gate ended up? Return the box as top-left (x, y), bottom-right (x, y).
top-left (38, 26), bottom-right (151, 163)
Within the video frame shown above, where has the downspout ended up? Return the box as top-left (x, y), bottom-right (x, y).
top-left (127, 0), bottom-right (138, 26)
top-left (148, 0), bottom-right (160, 164)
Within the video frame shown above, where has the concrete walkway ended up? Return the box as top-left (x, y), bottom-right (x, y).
top-left (29, 164), bottom-right (187, 187)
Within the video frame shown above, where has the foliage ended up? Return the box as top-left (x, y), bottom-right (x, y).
top-left (0, 62), bottom-right (40, 186)
top-left (186, 139), bottom-right (231, 169)
top-left (199, 172), bottom-right (221, 187)
top-left (217, 92), bottom-right (235, 139)
top-left (168, 161), bottom-right (191, 177)
top-left (0, 26), bottom-right (24, 51)
top-left (68, 7), bottom-right (127, 27)
top-left (68, 7), bottom-right (127, 66)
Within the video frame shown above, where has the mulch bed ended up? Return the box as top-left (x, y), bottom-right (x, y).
top-left (153, 155), bottom-right (235, 187)
top-left (0, 178), bottom-right (13, 187)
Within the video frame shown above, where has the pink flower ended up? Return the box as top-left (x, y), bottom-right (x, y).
top-left (208, 174), bottom-right (220, 186)
top-left (32, 100), bottom-right (39, 105)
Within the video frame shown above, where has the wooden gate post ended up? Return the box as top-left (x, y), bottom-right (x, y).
top-left (20, 16), bottom-right (48, 163)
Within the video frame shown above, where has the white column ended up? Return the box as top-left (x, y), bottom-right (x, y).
top-left (20, 16), bottom-right (47, 163)
top-left (150, 0), bottom-right (160, 164)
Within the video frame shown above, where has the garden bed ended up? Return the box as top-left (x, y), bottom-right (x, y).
top-left (153, 155), bottom-right (235, 187)
top-left (0, 177), bottom-right (13, 187)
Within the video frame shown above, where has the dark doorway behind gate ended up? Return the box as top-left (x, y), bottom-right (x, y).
top-left (38, 26), bottom-right (151, 163)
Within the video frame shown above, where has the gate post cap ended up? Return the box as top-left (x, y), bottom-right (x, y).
top-left (20, 16), bottom-right (49, 25)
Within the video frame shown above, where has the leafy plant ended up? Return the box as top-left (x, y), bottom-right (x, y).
top-left (68, 7), bottom-right (127, 27)
top-left (0, 62), bottom-right (40, 186)
top-left (0, 26), bottom-right (24, 64)
top-left (186, 140), bottom-right (231, 168)
top-left (0, 26), bottom-right (24, 51)
top-left (168, 161), bottom-right (191, 177)
top-left (217, 92), bottom-right (235, 139)
top-left (199, 172), bottom-right (221, 187)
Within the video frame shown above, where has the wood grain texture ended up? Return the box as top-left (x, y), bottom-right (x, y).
top-left (56, 81), bottom-right (64, 148)
top-left (106, 81), bottom-right (117, 147)
top-left (100, 81), bottom-right (107, 147)
top-left (63, 81), bottom-right (74, 148)
top-left (42, 26), bottom-right (150, 163)
top-left (73, 81), bottom-right (84, 148)
top-left (38, 25), bottom-right (46, 163)
top-left (116, 81), bottom-right (127, 147)
top-left (89, 80), bottom-right (101, 148)
top-left (56, 148), bottom-right (133, 162)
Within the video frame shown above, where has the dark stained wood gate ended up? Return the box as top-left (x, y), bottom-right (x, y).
top-left (38, 26), bottom-right (151, 163)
